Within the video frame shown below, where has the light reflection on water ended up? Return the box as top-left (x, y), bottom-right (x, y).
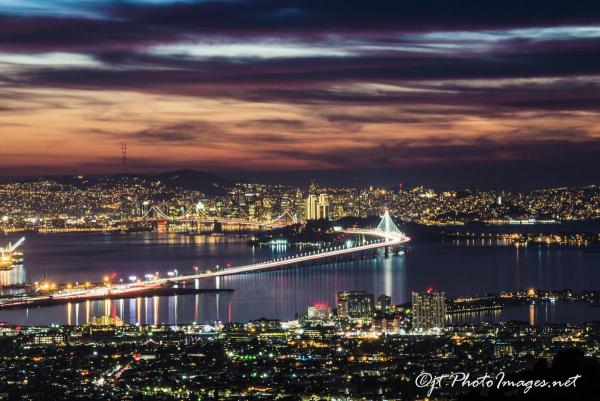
top-left (0, 231), bottom-right (598, 325)
top-left (7, 294), bottom-right (233, 327)
top-left (448, 300), bottom-right (595, 326)
top-left (0, 265), bottom-right (26, 295)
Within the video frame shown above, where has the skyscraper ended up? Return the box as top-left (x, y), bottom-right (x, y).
top-left (412, 290), bottom-right (446, 332)
top-left (305, 193), bottom-right (329, 220)
top-left (305, 194), bottom-right (318, 220)
top-left (317, 194), bottom-right (329, 219)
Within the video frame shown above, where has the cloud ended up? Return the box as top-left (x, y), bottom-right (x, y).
top-left (258, 131), bottom-right (600, 169)
top-left (242, 118), bottom-right (306, 129)
top-left (1, 0), bottom-right (600, 186)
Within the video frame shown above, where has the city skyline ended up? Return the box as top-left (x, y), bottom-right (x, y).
top-left (1, 1), bottom-right (599, 188)
top-left (1, 3), bottom-right (599, 399)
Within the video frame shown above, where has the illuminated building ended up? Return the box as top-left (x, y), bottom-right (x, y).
top-left (317, 194), bottom-right (330, 219)
top-left (155, 220), bottom-right (168, 233)
top-left (337, 291), bottom-right (374, 320)
top-left (412, 289), bottom-right (446, 332)
top-left (373, 316), bottom-right (403, 333)
top-left (307, 302), bottom-right (331, 321)
top-left (305, 194), bottom-right (318, 220)
top-left (376, 295), bottom-right (392, 312)
top-left (305, 193), bottom-right (329, 220)
top-left (494, 341), bottom-right (513, 358)
top-left (89, 315), bottom-right (125, 327)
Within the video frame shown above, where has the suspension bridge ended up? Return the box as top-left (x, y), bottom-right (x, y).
top-left (123, 205), bottom-right (298, 230)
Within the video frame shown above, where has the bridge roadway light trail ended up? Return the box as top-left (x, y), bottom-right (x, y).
top-left (135, 227), bottom-right (410, 287)
top-left (0, 216), bottom-right (409, 306)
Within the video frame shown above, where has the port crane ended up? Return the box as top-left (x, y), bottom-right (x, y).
top-left (0, 236), bottom-right (25, 267)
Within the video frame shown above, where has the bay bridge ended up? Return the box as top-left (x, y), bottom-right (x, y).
top-left (123, 205), bottom-right (298, 231)
top-left (0, 213), bottom-right (410, 308)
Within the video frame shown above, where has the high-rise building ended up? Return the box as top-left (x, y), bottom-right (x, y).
top-left (337, 291), bottom-right (374, 320)
top-left (305, 193), bottom-right (329, 220)
top-left (412, 290), bottom-right (446, 332)
top-left (376, 295), bottom-right (392, 312)
top-left (317, 194), bottom-right (329, 219)
top-left (305, 194), bottom-right (318, 220)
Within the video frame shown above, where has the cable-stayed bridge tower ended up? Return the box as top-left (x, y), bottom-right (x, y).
top-left (376, 210), bottom-right (405, 241)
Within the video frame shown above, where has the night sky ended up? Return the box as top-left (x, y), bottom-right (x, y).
top-left (1, 0), bottom-right (599, 188)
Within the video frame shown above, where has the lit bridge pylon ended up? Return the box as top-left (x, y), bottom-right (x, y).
top-left (376, 210), bottom-right (405, 241)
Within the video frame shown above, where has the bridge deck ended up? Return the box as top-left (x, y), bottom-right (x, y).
top-left (137, 229), bottom-right (409, 283)
top-left (0, 228), bottom-right (410, 308)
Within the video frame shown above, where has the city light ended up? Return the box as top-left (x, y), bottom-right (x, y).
top-left (0, 0), bottom-right (597, 398)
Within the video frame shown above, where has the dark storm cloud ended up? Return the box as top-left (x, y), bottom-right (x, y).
top-left (88, 121), bottom-right (318, 148)
top-left (242, 119), bottom-right (306, 130)
top-left (259, 132), bottom-right (600, 169)
top-left (3, 1), bottom-right (600, 50)
top-left (2, 0), bottom-right (600, 54)
top-left (89, 122), bottom-right (224, 145)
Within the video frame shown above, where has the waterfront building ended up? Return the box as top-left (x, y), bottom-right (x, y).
top-left (376, 295), bottom-right (392, 312)
top-left (307, 302), bottom-right (331, 322)
top-left (89, 315), bottom-right (125, 327)
top-left (412, 290), bottom-right (446, 332)
top-left (337, 291), bottom-right (374, 320)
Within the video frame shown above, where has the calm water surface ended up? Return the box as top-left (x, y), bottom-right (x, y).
top-left (0, 225), bottom-right (599, 325)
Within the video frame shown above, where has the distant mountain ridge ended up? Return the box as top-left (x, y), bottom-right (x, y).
top-left (151, 169), bottom-right (234, 194)
top-left (7, 169), bottom-right (235, 196)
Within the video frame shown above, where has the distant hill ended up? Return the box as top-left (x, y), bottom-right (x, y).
top-left (150, 169), bottom-right (233, 195)
top-left (6, 169), bottom-right (234, 196)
